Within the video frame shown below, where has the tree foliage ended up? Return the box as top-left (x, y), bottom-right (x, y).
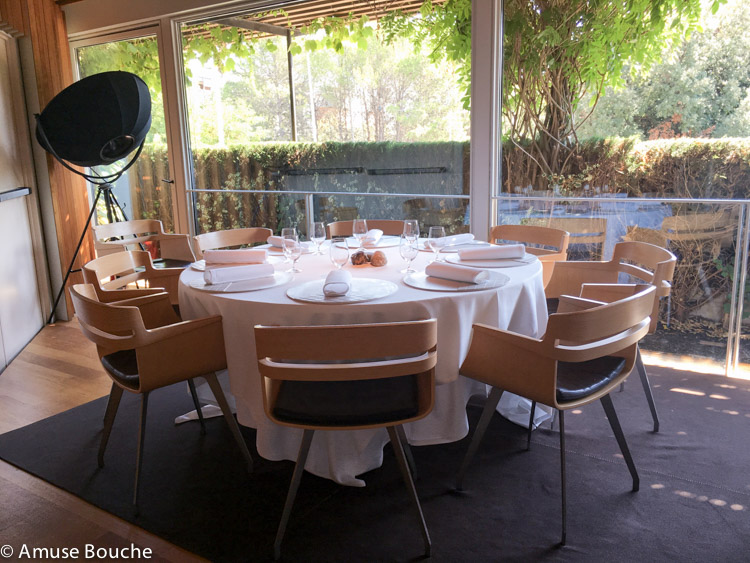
top-left (501, 0), bottom-right (721, 184)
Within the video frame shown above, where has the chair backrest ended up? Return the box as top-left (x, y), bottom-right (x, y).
top-left (490, 224), bottom-right (570, 257)
top-left (83, 250), bottom-right (153, 292)
top-left (544, 285), bottom-right (655, 362)
top-left (660, 212), bottom-right (734, 242)
top-left (93, 219), bottom-right (195, 263)
top-left (610, 241), bottom-right (676, 332)
top-left (255, 319), bottom-right (438, 430)
top-left (327, 219), bottom-right (405, 238)
top-left (69, 283), bottom-right (146, 356)
top-left (491, 224), bottom-right (571, 288)
top-left (525, 216), bottom-right (607, 259)
top-left (193, 227), bottom-right (273, 257)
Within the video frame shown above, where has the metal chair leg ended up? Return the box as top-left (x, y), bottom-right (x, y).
top-left (636, 346), bottom-right (660, 432)
top-left (274, 429), bottom-right (314, 561)
top-left (456, 386), bottom-right (504, 490)
top-left (98, 383), bottom-right (124, 468)
top-left (395, 424), bottom-right (417, 479)
top-left (133, 392), bottom-right (149, 508)
top-left (187, 378), bottom-right (206, 435)
top-left (600, 393), bottom-right (639, 492)
top-left (388, 425), bottom-right (431, 558)
top-left (204, 373), bottom-right (253, 472)
top-left (527, 400), bottom-right (536, 450)
top-left (559, 409), bottom-right (566, 546)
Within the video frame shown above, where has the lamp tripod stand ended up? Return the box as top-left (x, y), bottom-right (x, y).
top-left (47, 181), bottom-right (131, 324)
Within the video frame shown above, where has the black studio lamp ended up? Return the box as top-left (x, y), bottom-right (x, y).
top-left (35, 71), bottom-right (152, 323)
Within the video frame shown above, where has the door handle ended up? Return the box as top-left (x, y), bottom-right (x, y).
top-left (161, 178), bottom-right (175, 184)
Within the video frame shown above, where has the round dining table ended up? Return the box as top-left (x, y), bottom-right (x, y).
top-left (178, 241), bottom-right (548, 486)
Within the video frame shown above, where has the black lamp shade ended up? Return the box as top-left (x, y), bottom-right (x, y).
top-left (36, 71), bottom-right (151, 167)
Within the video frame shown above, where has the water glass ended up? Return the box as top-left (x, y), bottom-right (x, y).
top-left (352, 219), bottom-right (368, 250)
top-left (399, 235), bottom-right (419, 274)
top-left (280, 227), bottom-right (296, 261)
top-left (311, 221), bottom-right (326, 254)
top-left (427, 226), bottom-right (446, 262)
top-left (403, 219), bottom-right (419, 241)
top-left (329, 237), bottom-right (349, 269)
top-left (283, 234), bottom-right (302, 273)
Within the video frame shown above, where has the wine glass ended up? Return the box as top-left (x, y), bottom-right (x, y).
top-left (311, 222), bottom-right (326, 255)
top-left (403, 219), bottom-right (419, 242)
top-left (283, 234), bottom-right (302, 273)
top-left (352, 219), bottom-right (368, 251)
top-left (399, 235), bottom-right (419, 274)
top-left (329, 237), bottom-right (349, 269)
top-left (427, 226), bottom-right (446, 262)
top-left (280, 227), bottom-right (297, 262)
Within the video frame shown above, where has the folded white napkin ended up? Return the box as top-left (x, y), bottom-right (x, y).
top-left (203, 263), bottom-right (275, 285)
top-left (425, 262), bottom-right (489, 284)
top-left (203, 248), bottom-right (267, 265)
top-left (267, 235), bottom-right (313, 251)
top-left (458, 243), bottom-right (525, 261)
top-left (363, 229), bottom-right (383, 246)
top-left (439, 233), bottom-right (475, 246)
top-left (323, 270), bottom-right (352, 296)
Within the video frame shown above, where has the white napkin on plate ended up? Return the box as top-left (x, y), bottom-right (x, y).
top-left (439, 233), bottom-right (475, 246)
top-left (203, 263), bottom-right (275, 285)
top-left (458, 243), bottom-right (525, 260)
top-left (203, 248), bottom-right (267, 265)
top-left (425, 262), bottom-right (489, 284)
top-left (323, 270), bottom-right (352, 296)
top-left (363, 229), bottom-right (383, 247)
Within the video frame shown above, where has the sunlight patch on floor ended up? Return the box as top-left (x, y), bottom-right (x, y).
top-left (641, 351), bottom-right (750, 381)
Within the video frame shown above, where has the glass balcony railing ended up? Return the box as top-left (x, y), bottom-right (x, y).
top-left (495, 194), bottom-right (750, 379)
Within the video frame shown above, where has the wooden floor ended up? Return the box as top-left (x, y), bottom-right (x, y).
top-left (0, 320), bottom-right (206, 562)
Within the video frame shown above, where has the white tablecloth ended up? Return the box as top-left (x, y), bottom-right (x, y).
top-left (179, 245), bottom-right (547, 486)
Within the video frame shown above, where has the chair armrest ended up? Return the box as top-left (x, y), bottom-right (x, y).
top-left (578, 283), bottom-right (648, 304)
top-left (136, 315), bottom-right (227, 392)
top-left (109, 292), bottom-right (181, 328)
top-left (460, 323), bottom-right (557, 406)
top-left (556, 295), bottom-right (605, 313)
top-left (94, 287), bottom-right (164, 303)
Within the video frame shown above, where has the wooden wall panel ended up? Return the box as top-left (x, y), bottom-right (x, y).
top-left (25, 0), bottom-right (94, 317)
top-left (0, 0), bottom-right (29, 37)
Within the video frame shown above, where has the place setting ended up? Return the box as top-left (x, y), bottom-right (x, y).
top-left (445, 242), bottom-right (537, 268)
top-left (286, 235), bottom-right (399, 304)
top-left (344, 219), bottom-right (400, 249)
top-left (398, 226), bottom-right (509, 292)
top-left (188, 247), bottom-right (293, 293)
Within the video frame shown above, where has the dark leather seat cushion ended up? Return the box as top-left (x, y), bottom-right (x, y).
top-left (273, 375), bottom-right (419, 427)
top-left (546, 297), bottom-right (559, 314)
top-left (556, 356), bottom-right (626, 402)
top-left (101, 349), bottom-right (140, 390)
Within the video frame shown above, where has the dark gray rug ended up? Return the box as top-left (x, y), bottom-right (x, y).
top-left (1, 366), bottom-right (749, 562)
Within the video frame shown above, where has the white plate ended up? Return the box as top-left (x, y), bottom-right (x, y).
top-left (403, 270), bottom-right (509, 292)
top-left (191, 258), bottom-right (285, 271)
top-left (189, 271), bottom-right (292, 293)
top-left (417, 240), bottom-right (491, 253)
top-left (445, 253), bottom-right (536, 268)
top-left (286, 277), bottom-right (399, 304)
top-left (345, 235), bottom-right (400, 249)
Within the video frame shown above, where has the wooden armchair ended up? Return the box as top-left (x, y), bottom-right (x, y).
top-left (82, 250), bottom-right (182, 308)
top-left (255, 319), bottom-right (437, 560)
top-left (456, 285), bottom-right (656, 545)
top-left (93, 219), bottom-right (195, 267)
top-left (193, 227), bottom-right (272, 258)
top-left (326, 219), bottom-right (405, 238)
top-left (490, 224), bottom-right (570, 287)
top-left (544, 241), bottom-right (677, 431)
top-left (69, 284), bottom-right (253, 508)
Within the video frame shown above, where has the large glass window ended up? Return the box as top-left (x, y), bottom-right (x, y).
top-left (178, 1), bottom-right (470, 238)
top-left (74, 33), bottom-right (176, 231)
